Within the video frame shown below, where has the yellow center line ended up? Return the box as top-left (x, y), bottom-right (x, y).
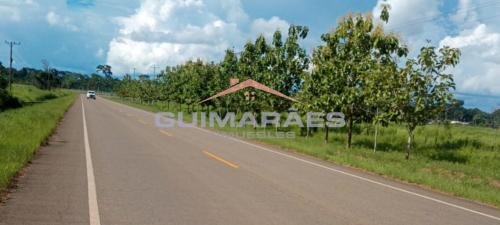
top-left (203, 150), bottom-right (239, 169)
top-left (159, 130), bottom-right (174, 137)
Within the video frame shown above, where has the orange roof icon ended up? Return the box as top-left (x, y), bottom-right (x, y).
top-left (200, 79), bottom-right (299, 103)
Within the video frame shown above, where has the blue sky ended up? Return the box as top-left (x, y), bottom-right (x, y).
top-left (0, 0), bottom-right (499, 112)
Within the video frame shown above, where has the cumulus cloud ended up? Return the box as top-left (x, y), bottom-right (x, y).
top-left (251, 16), bottom-right (289, 40)
top-left (106, 0), bottom-right (289, 75)
top-left (440, 24), bottom-right (500, 95)
top-left (372, 0), bottom-right (445, 49)
top-left (374, 0), bottom-right (500, 96)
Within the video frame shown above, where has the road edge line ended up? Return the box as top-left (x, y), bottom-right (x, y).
top-left (81, 97), bottom-right (102, 225)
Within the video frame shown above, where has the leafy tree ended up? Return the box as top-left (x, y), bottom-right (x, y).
top-left (299, 44), bottom-right (339, 142)
top-left (217, 49), bottom-right (240, 113)
top-left (365, 5), bottom-right (408, 151)
top-left (96, 65), bottom-right (112, 77)
top-left (267, 26), bottom-right (309, 112)
top-left (312, 9), bottom-right (406, 148)
top-left (393, 45), bottom-right (460, 159)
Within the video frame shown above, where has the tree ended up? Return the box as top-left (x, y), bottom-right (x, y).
top-left (365, 4), bottom-right (409, 151)
top-left (299, 44), bottom-right (339, 142)
top-left (217, 49), bottom-right (240, 113)
top-left (96, 65), bottom-right (112, 77)
top-left (0, 62), bottom-right (7, 89)
top-left (312, 8), bottom-right (406, 148)
top-left (393, 44), bottom-right (460, 159)
top-left (267, 26), bottom-right (309, 112)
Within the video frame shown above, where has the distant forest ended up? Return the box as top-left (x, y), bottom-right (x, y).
top-left (0, 62), bottom-right (118, 92)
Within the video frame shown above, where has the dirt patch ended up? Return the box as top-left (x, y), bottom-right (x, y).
top-left (490, 180), bottom-right (500, 189)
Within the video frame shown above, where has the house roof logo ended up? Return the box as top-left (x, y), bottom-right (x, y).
top-left (200, 78), bottom-right (299, 103)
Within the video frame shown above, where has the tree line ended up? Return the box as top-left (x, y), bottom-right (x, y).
top-left (112, 7), bottom-right (462, 158)
top-left (114, 6), bottom-right (466, 159)
top-left (3, 63), bottom-right (119, 92)
top-left (0, 61), bottom-right (119, 110)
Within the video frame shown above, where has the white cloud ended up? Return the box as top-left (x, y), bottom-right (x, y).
top-left (107, 37), bottom-right (228, 74)
top-left (449, 0), bottom-right (479, 28)
top-left (219, 0), bottom-right (248, 23)
top-left (0, 0), bottom-right (39, 22)
top-left (0, 5), bottom-right (20, 21)
top-left (106, 0), bottom-right (289, 75)
top-left (251, 16), bottom-right (289, 40)
top-left (373, 0), bottom-right (445, 48)
top-left (46, 11), bottom-right (59, 25)
top-left (46, 11), bottom-right (79, 31)
top-left (440, 24), bottom-right (500, 95)
top-left (373, 0), bottom-right (500, 97)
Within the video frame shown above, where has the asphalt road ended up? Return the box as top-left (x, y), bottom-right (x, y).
top-left (1, 96), bottom-right (499, 225)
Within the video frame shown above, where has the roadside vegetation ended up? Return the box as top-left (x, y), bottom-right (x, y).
top-left (108, 6), bottom-right (500, 207)
top-left (0, 84), bottom-right (76, 191)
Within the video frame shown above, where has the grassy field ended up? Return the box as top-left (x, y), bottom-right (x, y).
top-left (11, 84), bottom-right (68, 103)
top-left (108, 96), bottom-right (500, 208)
top-left (0, 85), bottom-right (76, 190)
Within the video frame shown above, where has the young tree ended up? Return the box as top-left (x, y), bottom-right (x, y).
top-left (365, 5), bottom-right (409, 151)
top-left (393, 44), bottom-right (460, 159)
top-left (312, 8), bottom-right (407, 148)
top-left (299, 45), bottom-right (339, 142)
top-left (268, 26), bottom-right (309, 112)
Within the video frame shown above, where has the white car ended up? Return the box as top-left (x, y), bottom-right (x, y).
top-left (86, 91), bottom-right (96, 100)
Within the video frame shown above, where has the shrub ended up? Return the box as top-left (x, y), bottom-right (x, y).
top-left (36, 93), bottom-right (58, 101)
top-left (0, 89), bottom-right (21, 111)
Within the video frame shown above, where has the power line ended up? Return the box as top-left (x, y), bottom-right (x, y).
top-left (5, 40), bottom-right (21, 93)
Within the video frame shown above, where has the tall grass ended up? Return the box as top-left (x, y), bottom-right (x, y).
top-left (11, 84), bottom-right (68, 103)
top-left (0, 88), bottom-right (76, 190)
top-left (108, 96), bottom-right (500, 207)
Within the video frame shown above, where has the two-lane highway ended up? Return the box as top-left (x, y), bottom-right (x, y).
top-left (1, 96), bottom-right (499, 225)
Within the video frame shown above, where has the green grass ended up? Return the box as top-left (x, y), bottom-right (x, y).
top-left (11, 84), bottom-right (68, 103)
top-left (0, 86), bottom-right (76, 190)
top-left (108, 96), bottom-right (500, 208)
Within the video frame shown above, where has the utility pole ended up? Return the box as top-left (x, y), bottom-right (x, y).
top-left (151, 64), bottom-right (158, 80)
top-left (5, 40), bottom-right (20, 93)
top-left (41, 59), bottom-right (50, 90)
top-left (133, 67), bottom-right (136, 80)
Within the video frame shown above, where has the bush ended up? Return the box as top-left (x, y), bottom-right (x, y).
top-left (0, 89), bottom-right (21, 111)
top-left (36, 93), bottom-right (58, 101)
top-left (0, 76), bottom-right (7, 89)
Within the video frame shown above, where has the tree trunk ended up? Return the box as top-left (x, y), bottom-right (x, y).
top-left (373, 124), bottom-right (378, 152)
top-left (373, 107), bottom-right (379, 152)
top-left (405, 129), bottom-right (414, 160)
top-left (347, 118), bottom-right (353, 148)
top-left (347, 104), bottom-right (354, 148)
top-left (324, 123), bottom-right (329, 143)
